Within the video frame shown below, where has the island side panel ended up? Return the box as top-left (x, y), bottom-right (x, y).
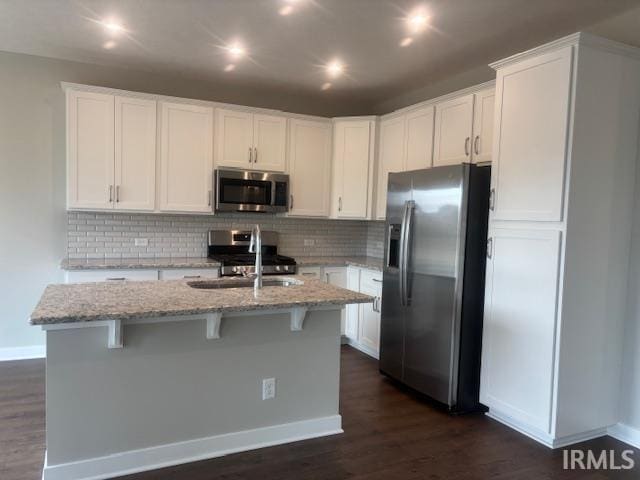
top-left (45, 309), bottom-right (341, 466)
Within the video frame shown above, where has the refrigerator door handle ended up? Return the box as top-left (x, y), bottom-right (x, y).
top-left (402, 200), bottom-right (415, 306)
top-left (398, 201), bottom-right (410, 306)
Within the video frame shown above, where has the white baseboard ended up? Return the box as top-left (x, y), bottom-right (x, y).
top-left (0, 345), bottom-right (45, 361)
top-left (486, 409), bottom-right (608, 449)
top-left (608, 423), bottom-right (640, 449)
top-left (344, 339), bottom-right (379, 360)
top-left (42, 414), bottom-right (342, 480)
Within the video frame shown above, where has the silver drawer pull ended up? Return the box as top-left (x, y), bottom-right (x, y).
top-left (106, 277), bottom-right (126, 281)
top-left (301, 273), bottom-right (316, 276)
top-left (372, 278), bottom-right (382, 282)
top-left (183, 275), bottom-right (201, 279)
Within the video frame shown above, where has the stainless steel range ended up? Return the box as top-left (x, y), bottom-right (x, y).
top-left (208, 230), bottom-right (297, 276)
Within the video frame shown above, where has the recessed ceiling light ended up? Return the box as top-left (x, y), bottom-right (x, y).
top-left (321, 82), bottom-right (332, 91)
top-left (407, 9), bottom-right (429, 33)
top-left (101, 18), bottom-right (125, 35)
top-left (326, 60), bottom-right (344, 78)
top-left (224, 64), bottom-right (236, 72)
top-left (103, 40), bottom-right (117, 50)
top-left (279, 5), bottom-right (294, 15)
top-left (226, 42), bottom-right (246, 59)
top-left (400, 37), bottom-right (413, 47)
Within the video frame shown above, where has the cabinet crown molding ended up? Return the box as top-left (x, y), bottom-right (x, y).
top-left (490, 32), bottom-right (640, 71)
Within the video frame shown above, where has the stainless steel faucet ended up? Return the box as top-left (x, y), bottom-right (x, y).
top-left (248, 224), bottom-right (262, 295)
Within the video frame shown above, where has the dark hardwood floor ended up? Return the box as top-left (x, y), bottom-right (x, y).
top-left (1, 346), bottom-right (638, 479)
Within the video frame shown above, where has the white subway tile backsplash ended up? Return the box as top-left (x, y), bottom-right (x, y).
top-left (66, 212), bottom-right (372, 260)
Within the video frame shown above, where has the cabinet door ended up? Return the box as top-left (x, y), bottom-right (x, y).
top-left (405, 105), bottom-right (434, 171)
top-left (65, 269), bottom-right (158, 283)
top-left (358, 271), bottom-right (382, 356)
top-left (471, 89), bottom-right (494, 164)
top-left (376, 116), bottom-right (406, 220)
top-left (114, 96), bottom-right (156, 211)
top-left (334, 120), bottom-right (372, 219)
top-left (159, 102), bottom-right (213, 213)
top-left (480, 228), bottom-right (561, 434)
top-left (345, 267), bottom-right (360, 340)
top-left (158, 268), bottom-right (219, 280)
top-left (215, 108), bottom-right (253, 170)
top-left (492, 47), bottom-right (572, 222)
top-left (253, 114), bottom-right (287, 172)
top-left (324, 267), bottom-right (347, 335)
top-left (288, 119), bottom-right (332, 217)
top-left (433, 94), bottom-right (474, 167)
top-left (67, 90), bottom-right (114, 210)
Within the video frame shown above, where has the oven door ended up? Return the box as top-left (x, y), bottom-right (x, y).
top-left (215, 170), bottom-right (289, 213)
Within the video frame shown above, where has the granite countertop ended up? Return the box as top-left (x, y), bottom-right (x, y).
top-left (61, 257), bottom-right (221, 270)
top-left (30, 275), bottom-right (373, 325)
top-left (60, 256), bottom-right (384, 271)
top-left (296, 256), bottom-right (384, 271)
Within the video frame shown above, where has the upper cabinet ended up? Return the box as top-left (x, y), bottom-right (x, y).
top-left (67, 90), bottom-right (115, 210)
top-left (433, 94), bottom-right (474, 167)
top-left (159, 102), bottom-right (214, 213)
top-left (114, 96), bottom-right (157, 211)
top-left (472, 88), bottom-right (495, 164)
top-left (375, 116), bottom-right (406, 219)
top-left (405, 105), bottom-right (435, 171)
top-left (67, 91), bottom-right (156, 211)
top-left (491, 48), bottom-right (572, 222)
top-left (287, 118), bottom-right (332, 217)
top-left (332, 118), bottom-right (375, 219)
top-left (215, 108), bottom-right (287, 173)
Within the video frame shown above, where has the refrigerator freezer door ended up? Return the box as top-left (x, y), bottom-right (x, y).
top-left (380, 171), bottom-right (413, 380)
top-left (402, 166), bottom-right (467, 406)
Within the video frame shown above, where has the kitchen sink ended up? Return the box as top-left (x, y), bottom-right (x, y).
top-left (187, 278), bottom-right (300, 289)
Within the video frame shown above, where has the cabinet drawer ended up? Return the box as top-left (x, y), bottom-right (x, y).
top-left (360, 269), bottom-right (383, 293)
top-left (65, 269), bottom-right (158, 283)
top-left (297, 266), bottom-right (322, 279)
top-left (159, 268), bottom-right (219, 280)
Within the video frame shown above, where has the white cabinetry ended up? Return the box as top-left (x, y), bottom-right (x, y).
top-left (287, 119), bottom-right (332, 217)
top-left (159, 102), bottom-right (213, 213)
top-left (296, 266), bottom-right (322, 279)
top-left (114, 96), bottom-right (157, 211)
top-left (65, 269), bottom-right (159, 283)
top-left (480, 33), bottom-right (640, 448)
top-left (433, 94), bottom-right (474, 167)
top-left (332, 118), bottom-right (376, 219)
top-left (159, 268), bottom-right (219, 280)
top-left (67, 90), bottom-right (157, 211)
top-left (482, 228), bottom-right (561, 433)
top-left (405, 105), bottom-right (435, 171)
top-left (215, 108), bottom-right (287, 173)
top-left (471, 88), bottom-right (495, 164)
top-left (344, 266), bottom-right (382, 358)
top-left (375, 116), bottom-right (406, 220)
top-left (491, 48), bottom-right (571, 222)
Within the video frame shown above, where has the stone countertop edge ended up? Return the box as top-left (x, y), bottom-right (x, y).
top-left (30, 276), bottom-right (374, 326)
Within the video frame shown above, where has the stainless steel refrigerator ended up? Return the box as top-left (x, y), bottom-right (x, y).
top-left (379, 163), bottom-right (490, 413)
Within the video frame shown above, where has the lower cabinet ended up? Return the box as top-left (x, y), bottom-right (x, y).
top-left (65, 268), bottom-right (219, 283)
top-left (159, 268), bottom-right (219, 280)
top-left (344, 266), bottom-right (382, 359)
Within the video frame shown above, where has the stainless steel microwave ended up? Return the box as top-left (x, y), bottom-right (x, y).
top-left (214, 169), bottom-right (289, 213)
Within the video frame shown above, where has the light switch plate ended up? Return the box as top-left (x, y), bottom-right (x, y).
top-left (262, 378), bottom-right (276, 400)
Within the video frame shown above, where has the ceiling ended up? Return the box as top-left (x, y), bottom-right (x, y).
top-left (1, 0), bottom-right (640, 113)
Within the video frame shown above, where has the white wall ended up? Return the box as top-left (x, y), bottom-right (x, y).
top-left (0, 50), bottom-right (370, 357)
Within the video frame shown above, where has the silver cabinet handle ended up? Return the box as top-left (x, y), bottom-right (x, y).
top-left (106, 277), bottom-right (126, 281)
top-left (183, 275), bottom-right (201, 279)
top-left (325, 272), bottom-right (330, 283)
top-left (208, 190), bottom-right (212, 207)
top-left (290, 194), bottom-right (293, 210)
top-left (338, 197), bottom-right (342, 212)
top-left (464, 137), bottom-right (470, 156)
top-left (474, 135), bottom-right (480, 155)
top-left (487, 237), bottom-right (493, 259)
top-left (116, 185), bottom-right (120, 203)
top-left (254, 147), bottom-right (257, 163)
top-left (372, 278), bottom-right (382, 282)
top-left (301, 272), bottom-right (316, 276)
top-left (248, 147), bottom-right (252, 163)
top-left (489, 188), bottom-right (495, 211)
top-left (109, 185), bottom-right (113, 203)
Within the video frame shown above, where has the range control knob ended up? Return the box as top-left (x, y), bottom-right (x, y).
top-left (275, 265), bottom-right (281, 272)
top-left (232, 266), bottom-right (238, 273)
top-left (283, 265), bottom-right (289, 271)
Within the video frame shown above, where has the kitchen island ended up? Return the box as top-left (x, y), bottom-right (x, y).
top-left (30, 276), bottom-right (372, 480)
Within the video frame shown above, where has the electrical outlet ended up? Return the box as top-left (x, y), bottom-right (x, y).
top-left (304, 239), bottom-right (315, 246)
top-left (134, 238), bottom-right (148, 247)
top-left (262, 378), bottom-right (276, 400)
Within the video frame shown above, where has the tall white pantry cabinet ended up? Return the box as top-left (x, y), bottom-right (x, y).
top-left (481, 33), bottom-right (640, 447)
